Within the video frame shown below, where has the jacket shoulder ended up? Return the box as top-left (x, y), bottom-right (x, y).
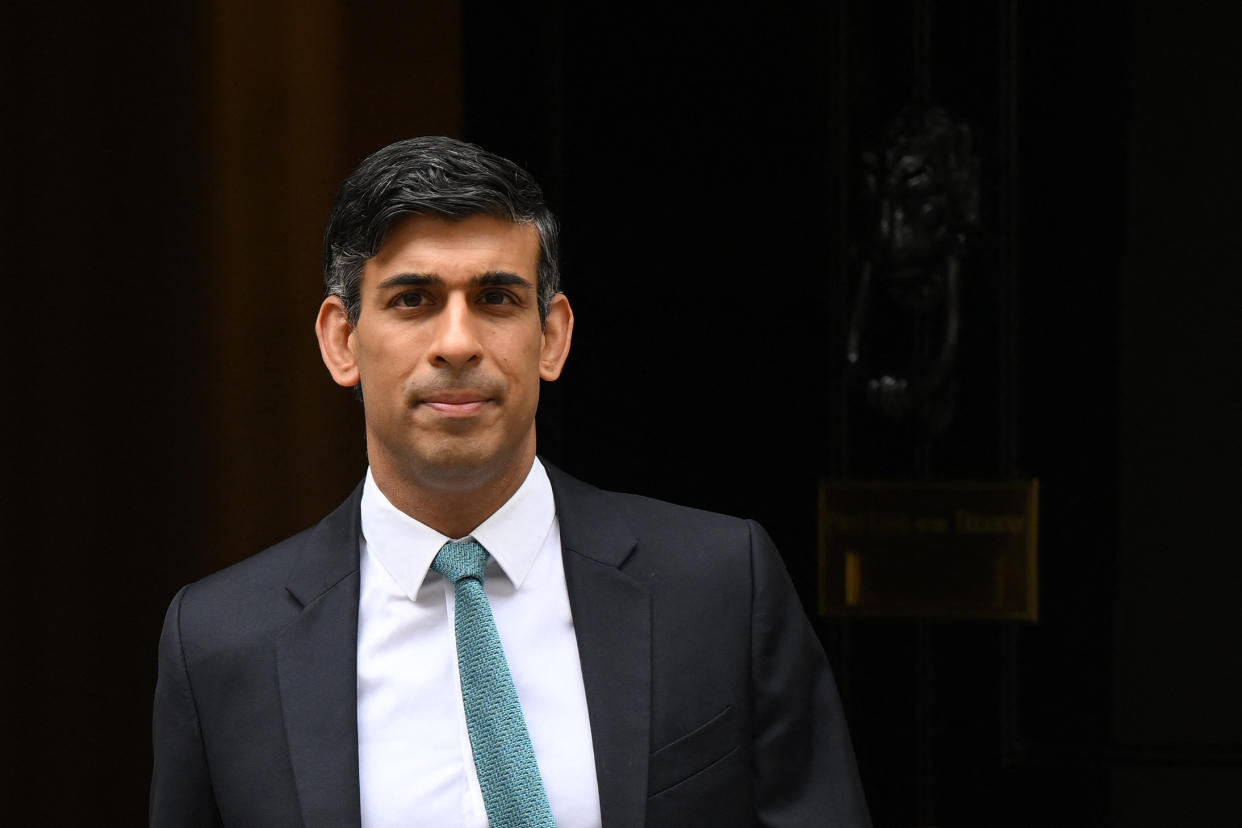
top-left (173, 482), bottom-right (363, 640)
top-left (545, 459), bottom-right (751, 537)
top-left (606, 488), bottom-right (752, 540)
top-left (182, 525), bottom-right (312, 607)
top-left (544, 460), bottom-right (760, 588)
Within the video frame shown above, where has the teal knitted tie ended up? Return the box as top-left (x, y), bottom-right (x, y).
top-left (432, 539), bottom-right (556, 827)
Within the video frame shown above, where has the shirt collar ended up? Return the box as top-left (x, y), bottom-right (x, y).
top-left (360, 458), bottom-right (555, 600)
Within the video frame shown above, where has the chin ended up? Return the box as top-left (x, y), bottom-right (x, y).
top-left (410, 441), bottom-right (517, 488)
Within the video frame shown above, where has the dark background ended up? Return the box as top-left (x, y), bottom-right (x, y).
top-left (3, 1), bottom-right (1240, 825)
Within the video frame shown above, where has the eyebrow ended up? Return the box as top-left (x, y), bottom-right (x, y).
top-left (478, 271), bottom-right (534, 289)
top-left (376, 271), bottom-right (534, 290)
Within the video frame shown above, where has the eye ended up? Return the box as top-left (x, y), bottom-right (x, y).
top-left (479, 290), bottom-right (515, 306)
top-left (392, 291), bottom-right (427, 308)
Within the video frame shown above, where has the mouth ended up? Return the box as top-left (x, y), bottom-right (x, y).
top-left (418, 391), bottom-right (493, 417)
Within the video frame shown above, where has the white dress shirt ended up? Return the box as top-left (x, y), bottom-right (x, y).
top-left (356, 459), bottom-right (603, 827)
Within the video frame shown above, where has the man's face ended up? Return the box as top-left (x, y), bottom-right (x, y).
top-left (318, 214), bottom-right (572, 493)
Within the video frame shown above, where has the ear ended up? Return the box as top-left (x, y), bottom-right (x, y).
top-left (316, 295), bottom-right (360, 388)
top-left (539, 293), bottom-right (574, 381)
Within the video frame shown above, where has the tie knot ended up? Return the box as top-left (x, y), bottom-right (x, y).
top-left (432, 539), bottom-right (489, 584)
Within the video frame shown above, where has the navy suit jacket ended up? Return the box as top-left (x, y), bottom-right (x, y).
top-left (150, 462), bottom-right (870, 826)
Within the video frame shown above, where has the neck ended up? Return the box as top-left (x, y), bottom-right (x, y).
top-left (368, 445), bottom-right (536, 539)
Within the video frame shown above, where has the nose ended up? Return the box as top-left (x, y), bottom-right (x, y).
top-left (429, 293), bottom-right (482, 370)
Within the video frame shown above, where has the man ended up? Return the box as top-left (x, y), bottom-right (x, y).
top-left (151, 136), bottom-right (870, 827)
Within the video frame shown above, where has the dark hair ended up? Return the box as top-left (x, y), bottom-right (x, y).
top-left (323, 136), bottom-right (560, 324)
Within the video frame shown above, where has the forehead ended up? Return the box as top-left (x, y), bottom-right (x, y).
top-left (367, 214), bottom-right (539, 279)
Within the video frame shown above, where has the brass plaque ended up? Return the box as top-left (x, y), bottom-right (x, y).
top-left (819, 479), bottom-right (1038, 620)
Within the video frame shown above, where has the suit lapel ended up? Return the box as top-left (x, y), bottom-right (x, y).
top-left (547, 462), bottom-right (651, 828)
top-left (276, 486), bottom-right (364, 828)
